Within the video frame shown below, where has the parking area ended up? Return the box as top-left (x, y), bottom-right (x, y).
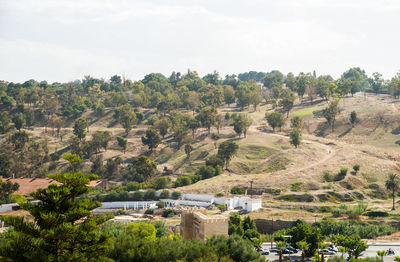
top-left (260, 243), bottom-right (400, 262)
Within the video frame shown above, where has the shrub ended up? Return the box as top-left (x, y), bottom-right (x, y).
top-left (126, 181), bottom-right (141, 191)
top-left (144, 209), bottom-right (154, 215)
top-left (133, 191), bottom-right (144, 201)
top-left (336, 168), bottom-right (348, 181)
top-left (144, 189), bottom-right (157, 200)
top-left (160, 190), bottom-right (170, 199)
top-left (231, 186), bottom-right (245, 195)
top-left (365, 211), bottom-right (389, 218)
top-left (162, 209), bottom-right (178, 218)
top-left (156, 201), bottom-right (165, 208)
top-left (151, 177), bottom-right (169, 190)
top-left (353, 164), bottom-right (360, 174)
top-left (291, 182), bottom-right (302, 192)
top-left (171, 191), bottom-right (181, 200)
top-left (50, 152), bottom-right (60, 161)
top-left (215, 192), bottom-right (224, 197)
top-left (174, 176), bottom-right (192, 187)
top-left (216, 204), bottom-right (227, 211)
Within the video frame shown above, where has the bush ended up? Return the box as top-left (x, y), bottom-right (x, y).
top-left (365, 211), bottom-right (389, 218)
top-left (126, 181), bottom-right (141, 191)
top-left (231, 186), bottom-right (245, 195)
top-left (144, 189), bottom-right (156, 200)
top-left (171, 191), bottom-right (181, 200)
top-left (151, 177), bottom-right (169, 190)
top-left (160, 190), bottom-right (170, 199)
top-left (174, 176), bottom-right (192, 187)
top-left (162, 209), bottom-right (178, 218)
top-left (336, 168), bottom-right (348, 181)
top-left (144, 209), bottom-right (154, 215)
top-left (216, 204), bottom-right (227, 211)
top-left (156, 201), bottom-right (165, 208)
top-left (318, 218), bottom-right (395, 239)
top-left (133, 191), bottom-right (144, 201)
top-left (215, 192), bottom-right (224, 197)
top-left (291, 182), bottom-right (302, 192)
top-left (50, 152), bottom-right (60, 161)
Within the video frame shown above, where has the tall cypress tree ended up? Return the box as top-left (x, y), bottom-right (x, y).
top-left (0, 154), bottom-right (114, 262)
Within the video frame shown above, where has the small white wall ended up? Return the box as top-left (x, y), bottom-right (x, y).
top-left (182, 194), bottom-right (214, 202)
top-left (98, 201), bottom-right (158, 209)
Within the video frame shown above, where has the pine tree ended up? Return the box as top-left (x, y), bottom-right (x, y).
top-left (0, 154), bottom-right (114, 262)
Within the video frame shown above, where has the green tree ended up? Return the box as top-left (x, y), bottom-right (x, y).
top-left (297, 241), bottom-right (310, 262)
top-left (73, 117), bottom-right (88, 141)
top-left (218, 141), bottom-right (239, 169)
top-left (322, 100), bottom-right (340, 131)
top-left (279, 90), bottom-right (296, 117)
top-left (233, 114), bottom-right (252, 138)
top-left (115, 104), bottom-right (137, 135)
top-left (185, 143), bottom-right (193, 159)
top-left (289, 128), bottom-right (302, 148)
top-left (154, 118), bottom-right (170, 138)
top-left (12, 113), bottom-right (26, 130)
top-left (265, 112), bottom-right (285, 132)
top-left (124, 155), bottom-right (157, 182)
top-left (196, 107), bottom-right (217, 135)
top-left (0, 111), bottom-right (11, 133)
top-left (141, 128), bottom-right (161, 152)
top-left (350, 111), bottom-right (357, 127)
top-left (385, 174), bottom-right (399, 210)
top-left (277, 241), bottom-right (286, 262)
top-left (369, 72), bottom-right (384, 94)
top-left (11, 130), bottom-right (30, 150)
top-left (262, 70), bottom-right (284, 89)
top-left (377, 250), bottom-right (387, 262)
top-left (117, 136), bottom-right (128, 153)
top-left (334, 234), bottom-right (368, 259)
top-left (0, 156), bottom-right (113, 262)
top-left (224, 86), bottom-right (236, 106)
top-left (291, 116), bottom-right (304, 130)
top-left (0, 179), bottom-right (19, 204)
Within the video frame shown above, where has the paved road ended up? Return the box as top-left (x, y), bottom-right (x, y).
top-left (262, 244), bottom-right (400, 262)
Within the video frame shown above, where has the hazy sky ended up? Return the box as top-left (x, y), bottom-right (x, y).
top-left (1, 0), bottom-right (399, 83)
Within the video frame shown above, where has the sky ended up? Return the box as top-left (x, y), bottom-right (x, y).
top-left (1, 0), bottom-right (399, 83)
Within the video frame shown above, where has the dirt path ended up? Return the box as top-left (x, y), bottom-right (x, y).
top-left (248, 125), bottom-right (338, 175)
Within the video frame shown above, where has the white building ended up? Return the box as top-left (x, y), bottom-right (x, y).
top-left (162, 194), bottom-right (262, 213)
top-left (97, 201), bottom-right (158, 210)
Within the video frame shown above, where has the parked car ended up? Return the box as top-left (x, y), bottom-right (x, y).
top-left (261, 248), bottom-right (270, 255)
top-left (282, 248), bottom-right (295, 254)
top-left (285, 244), bottom-right (299, 253)
top-left (319, 249), bottom-right (336, 256)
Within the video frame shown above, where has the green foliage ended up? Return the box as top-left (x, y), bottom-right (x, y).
top-left (317, 218), bottom-right (395, 239)
top-left (196, 165), bottom-right (222, 180)
top-left (162, 209), bottom-right (179, 218)
top-left (116, 136), bottom-right (128, 153)
top-left (73, 117), bottom-right (88, 141)
top-left (334, 234), bottom-right (368, 259)
top-left (285, 220), bottom-right (322, 257)
top-left (0, 170), bottom-right (113, 262)
top-left (151, 177), bottom-right (169, 190)
top-left (141, 128), bottom-right (161, 151)
top-left (124, 156), bottom-right (157, 182)
top-left (232, 114), bottom-right (252, 138)
top-left (289, 128), bottom-right (302, 148)
top-left (265, 112), bottom-right (285, 132)
top-left (350, 111), bottom-right (358, 127)
top-left (0, 111), bottom-right (11, 133)
top-left (171, 191), bottom-right (181, 199)
top-left (114, 104), bottom-right (137, 135)
top-left (230, 186), bottom-right (245, 195)
top-left (365, 211), bottom-right (389, 218)
top-left (291, 115), bottom-right (304, 130)
top-left (291, 182), bottom-right (302, 192)
top-left (322, 99), bottom-right (340, 131)
top-left (218, 141), bottom-right (239, 169)
top-left (0, 179), bottom-right (19, 204)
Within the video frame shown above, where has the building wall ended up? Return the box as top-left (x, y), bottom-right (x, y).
top-left (181, 209), bottom-right (228, 241)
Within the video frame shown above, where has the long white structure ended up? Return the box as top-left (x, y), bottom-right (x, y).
top-left (163, 194), bottom-right (262, 212)
top-left (97, 201), bottom-right (158, 210)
